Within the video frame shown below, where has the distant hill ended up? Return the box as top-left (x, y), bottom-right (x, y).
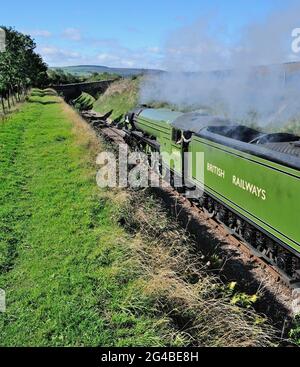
top-left (51, 61), bottom-right (300, 78)
top-left (50, 65), bottom-right (163, 77)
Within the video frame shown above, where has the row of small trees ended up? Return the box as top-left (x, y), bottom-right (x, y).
top-left (48, 69), bottom-right (84, 85)
top-left (47, 69), bottom-right (120, 85)
top-left (0, 26), bottom-right (48, 113)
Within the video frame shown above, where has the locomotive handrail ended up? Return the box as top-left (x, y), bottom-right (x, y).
top-left (198, 129), bottom-right (300, 172)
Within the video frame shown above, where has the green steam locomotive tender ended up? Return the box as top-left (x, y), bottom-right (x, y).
top-left (124, 108), bottom-right (300, 282)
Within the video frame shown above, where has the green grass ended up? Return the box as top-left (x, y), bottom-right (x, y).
top-left (93, 78), bottom-right (223, 121)
top-left (30, 88), bottom-right (58, 97)
top-left (93, 78), bottom-right (140, 120)
top-left (290, 315), bottom-right (300, 345)
top-left (0, 89), bottom-right (282, 347)
top-left (72, 92), bottom-right (95, 111)
top-left (0, 92), bottom-right (176, 346)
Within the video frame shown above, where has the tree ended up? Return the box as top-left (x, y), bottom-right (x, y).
top-left (47, 69), bottom-right (83, 85)
top-left (0, 26), bottom-right (49, 112)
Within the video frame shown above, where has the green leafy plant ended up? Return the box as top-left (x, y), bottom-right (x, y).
top-left (289, 315), bottom-right (300, 345)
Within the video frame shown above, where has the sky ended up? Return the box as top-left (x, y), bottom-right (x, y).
top-left (1, 0), bottom-right (299, 69)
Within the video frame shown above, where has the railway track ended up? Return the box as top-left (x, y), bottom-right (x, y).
top-left (82, 111), bottom-right (300, 320)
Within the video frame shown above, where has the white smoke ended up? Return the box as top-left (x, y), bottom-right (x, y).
top-left (140, 3), bottom-right (300, 127)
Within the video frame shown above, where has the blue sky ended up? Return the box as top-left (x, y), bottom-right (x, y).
top-left (1, 0), bottom-right (298, 68)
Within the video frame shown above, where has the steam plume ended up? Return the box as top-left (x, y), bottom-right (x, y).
top-left (140, 3), bottom-right (300, 127)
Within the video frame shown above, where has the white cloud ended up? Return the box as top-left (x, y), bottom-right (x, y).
top-left (96, 47), bottom-right (163, 69)
top-left (25, 30), bottom-right (52, 38)
top-left (97, 53), bottom-right (135, 68)
top-left (34, 25), bottom-right (163, 69)
top-left (41, 46), bottom-right (79, 58)
top-left (37, 38), bottom-right (164, 69)
top-left (62, 28), bottom-right (82, 41)
top-left (38, 46), bottom-right (82, 65)
top-left (97, 53), bottom-right (119, 63)
top-left (146, 47), bottom-right (161, 54)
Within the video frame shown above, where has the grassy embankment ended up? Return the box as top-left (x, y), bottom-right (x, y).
top-left (0, 89), bottom-right (179, 346)
top-left (70, 78), bottom-right (139, 116)
top-left (93, 78), bottom-right (140, 120)
top-left (0, 87), bottom-right (280, 346)
top-left (92, 77), bottom-right (190, 120)
top-left (93, 78), bottom-right (300, 345)
top-left (72, 92), bottom-right (96, 111)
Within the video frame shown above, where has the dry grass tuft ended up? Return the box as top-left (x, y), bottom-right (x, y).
top-left (58, 116), bottom-right (277, 346)
top-left (118, 191), bottom-right (277, 347)
top-left (61, 101), bottom-right (101, 158)
top-left (102, 78), bottom-right (138, 98)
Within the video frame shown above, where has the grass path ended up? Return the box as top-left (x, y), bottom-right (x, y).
top-left (0, 94), bottom-right (171, 346)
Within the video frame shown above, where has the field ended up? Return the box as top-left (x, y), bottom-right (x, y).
top-left (0, 90), bottom-right (279, 346)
